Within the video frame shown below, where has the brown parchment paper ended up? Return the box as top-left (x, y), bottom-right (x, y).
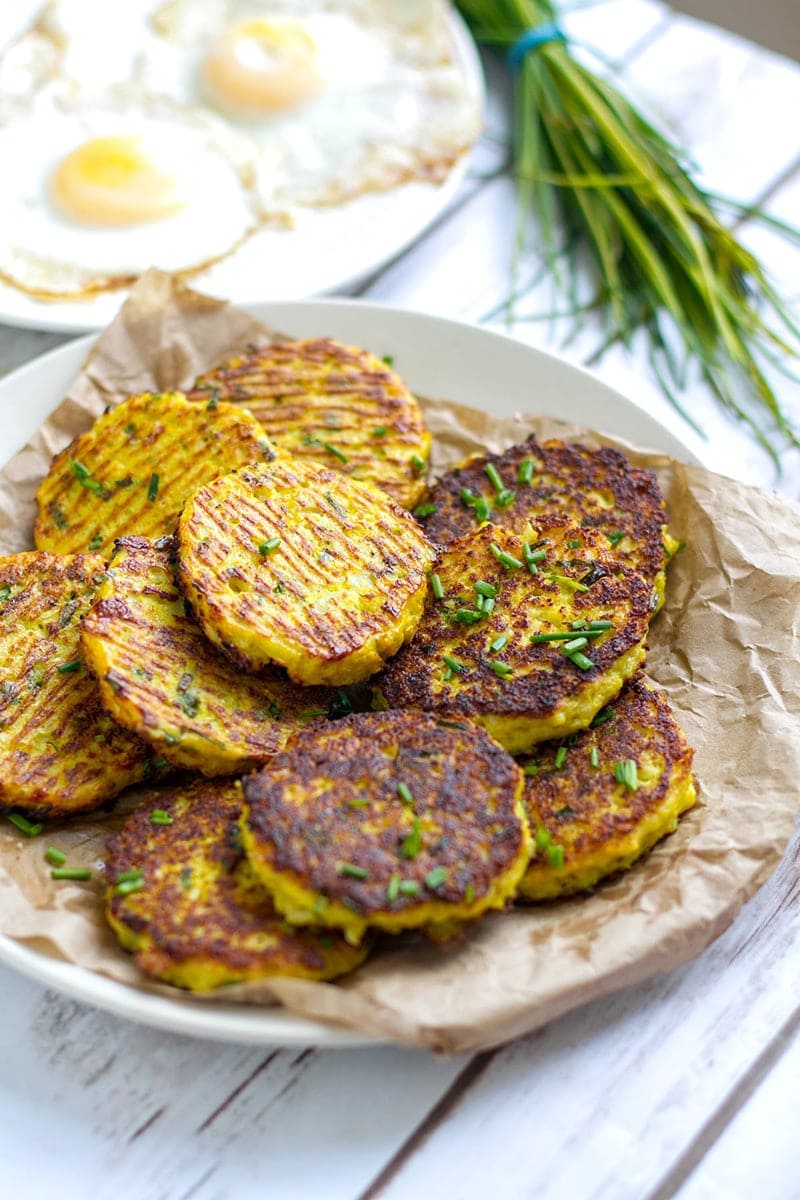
top-left (1, 270), bottom-right (798, 1054)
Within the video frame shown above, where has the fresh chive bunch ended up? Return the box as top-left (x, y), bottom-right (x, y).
top-left (456, 0), bottom-right (800, 464)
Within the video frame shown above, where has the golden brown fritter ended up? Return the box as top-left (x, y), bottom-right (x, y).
top-left (241, 710), bottom-right (530, 944)
top-left (376, 520), bottom-right (652, 755)
top-left (106, 778), bottom-right (368, 989)
top-left (81, 536), bottom-right (349, 776)
top-left (187, 337), bottom-right (431, 508)
top-left (34, 390), bottom-right (277, 557)
top-left (177, 458), bottom-right (435, 686)
top-left (517, 674), bottom-right (696, 899)
top-left (419, 436), bottom-right (677, 605)
top-left (0, 552), bottom-right (155, 818)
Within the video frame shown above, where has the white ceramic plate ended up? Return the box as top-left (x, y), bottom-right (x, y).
top-left (0, 8), bottom-right (483, 335)
top-left (0, 300), bottom-right (702, 1046)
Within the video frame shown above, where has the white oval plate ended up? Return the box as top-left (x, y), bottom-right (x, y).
top-left (0, 300), bottom-right (702, 1046)
top-left (0, 8), bottom-right (483, 335)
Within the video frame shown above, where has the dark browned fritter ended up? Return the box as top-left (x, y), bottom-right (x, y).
top-left (518, 673), bottom-right (696, 898)
top-left (105, 778), bottom-right (368, 988)
top-left (241, 710), bottom-right (530, 942)
top-left (419, 435), bottom-right (670, 595)
top-left (187, 337), bottom-right (431, 509)
top-left (0, 551), bottom-right (155, 817)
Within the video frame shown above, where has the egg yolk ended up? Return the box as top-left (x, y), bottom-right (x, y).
top-left (51, 136), bottom-right (186, 227)
top-left (202, 18), bottom-right (321, 115)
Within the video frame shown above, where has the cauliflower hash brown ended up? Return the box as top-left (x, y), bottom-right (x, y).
top-left (81, 535), bottom-right (345, 777)
top-left (187, 337), bottom-right (431, 510)
top-left (106, 778), bottom-right (367, 990)
top-left (241, 711), bottom-right (530, 945)
top-left (35, 390), bottom-right (278, 558)
top-left (178, 457), bottom-right (435, 686)
top-left (419, 436), bottom-right (679, 610)
top-left (0, 552), bottom-right (156, 817)
top-left (517, 674), bottom-right (696, 899)
top-left (377, 519), bottom-right (652, 755)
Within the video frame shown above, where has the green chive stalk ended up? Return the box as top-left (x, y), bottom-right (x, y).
top-left (456, 0), bottom-right (800, 465)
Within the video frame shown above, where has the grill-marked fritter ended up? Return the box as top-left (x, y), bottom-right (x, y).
top-left (0, 552), bottom-right (154, 817)
top-left (35, 390), bottom-right (277, 557)
top-left (187, 338), bottom-right (431, 509)
top-left (241, 711), bottom-right (530, 945)
top-left (376, 520), bottom-right (652, 755)
top-left (81, 536), bottom-right (347, 776)
top-left (517, 675), bottom-right (696, 899)
top-left (419, 436), bottom-right (679, 608)
top-left (178, 459), bottom-right (435, 686)
top-left (106, 778), bottom-right (367, 990)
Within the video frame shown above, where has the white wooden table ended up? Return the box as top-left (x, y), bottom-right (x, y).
top-left (1, 4), bottom-right (798, 1198)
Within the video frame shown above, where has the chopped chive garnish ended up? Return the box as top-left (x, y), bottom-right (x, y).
top-left (518, 458), bottom-right (535, 484)
top-left (147, 473), bottom-right (159, 502)
top-left (347, 797), bottom-right (370, 808)
top-left (69, 459), bottom-right (107, 496)
top-left (425, 866), bottom-right (447, 890)
top-left (414, 503), bottom-right (437, 518)
top-left (117, 868), bottom-right (143, 884)
top-left (465, 883), bottom-right (475, 904)
top-left (548, 573), bottom-right (589, 593)
top-left (523, 762), bottom-right (538, 776)
top-left (0, 586), bottom-right (9, 604)
top-left (430, 573), bottom-right (445, 600)
top-left (614, 759), bottom-right (639, 792)
top-left (397, 782), bottom-right (413, 806)
top-left (8, 813), bottom-right (43, 837)
top-left (490, 634), bottom-right (508, 652)
top-left (474, 581), bottom-right (497, 599)
top-left (523, 544), bottom-right (547, 574)
top-left (567, 539), bottom-right (581, 549)
top-left (325, 491), bottom-right (347, 520)
top-left (473, 497), bottom-right (491, 522)
top-left (372, 426), bottom-right (387, 437)
top-left (399, 816), bottom-right (422, 860)
top-left (554, 746), bottom-right (568, 769)
top-left (387, 873), bottom-right (400, 902)
top-left (535, 826), bottom-right (552, 850)
top-left (562, 636), bottom-right (589, 653)
top-left (496, 489), bottom-right (516, 508)
top-left (587, 620), bottom-right (614, 631)
top-left (547, 844), bottom-right (565, 868)
top-left (337, 862), bottom-right (369, 880)
top-left (443, 654), bottom-right (465, 675)
top-left (319, 441), bottom-right (346, 463)
top-left (410, 454), bottom-right (426, 474)
top-left (591, 708), bottom-right (614, 727)
top-left (87, 533), bottom-right (103, 551)
top-left (530, 630), bottom-right (585, 643)
top-left (454, 608), bottom-right (483, 624)
top-left (398, 880), bottom-right (421, 897)
top-left (258, 537), bottom-right (281, 555)
top-left (151, 810), bottom-right (173, 826)
top-left (484, 463), bottom-right (504, 492)
top-left (460, 487), bottom-right (476, 506)
top-left (490, 660), bottom-right (513, 678)
top-left (608, 531), bottom-right (626, 546)
top-left (115, 877), bottom-right (145, 896)
top-left (296, 707), bottom-right (329, 720)
top-left (57, 659), bottom-right (81, 674)
top-left (490, 543), bottom-right (523, 570)
top-left (52, 867), bottom-right (91, 882)
top-left (590, 746), bottom-right (599, 768)
top-left (45, 847), bottom-right (66, 866)
top-left (482, 596), bottom-right (496, 616)
top-left (567, 651), bottom-right (595, 670)
top-left (382, 354), bottom-right (394, 366)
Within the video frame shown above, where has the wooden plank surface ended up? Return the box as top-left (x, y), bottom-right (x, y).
top-left (0, 4), bottom-right (798, 1198)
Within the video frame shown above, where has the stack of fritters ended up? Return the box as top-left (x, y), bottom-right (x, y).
top-left (0, 334), bottom-right (695, 992)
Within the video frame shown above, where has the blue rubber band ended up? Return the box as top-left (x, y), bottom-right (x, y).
top-left (507, 21), bottom-right (567, 70)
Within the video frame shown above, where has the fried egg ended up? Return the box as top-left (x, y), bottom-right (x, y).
top-left (141, 0), bottom-right (479, 208)
top-left (0, 96), bottom-right (261, 298)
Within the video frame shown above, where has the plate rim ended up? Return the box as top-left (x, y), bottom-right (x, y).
top-left (0, 297), bottom-right (702, 1048)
